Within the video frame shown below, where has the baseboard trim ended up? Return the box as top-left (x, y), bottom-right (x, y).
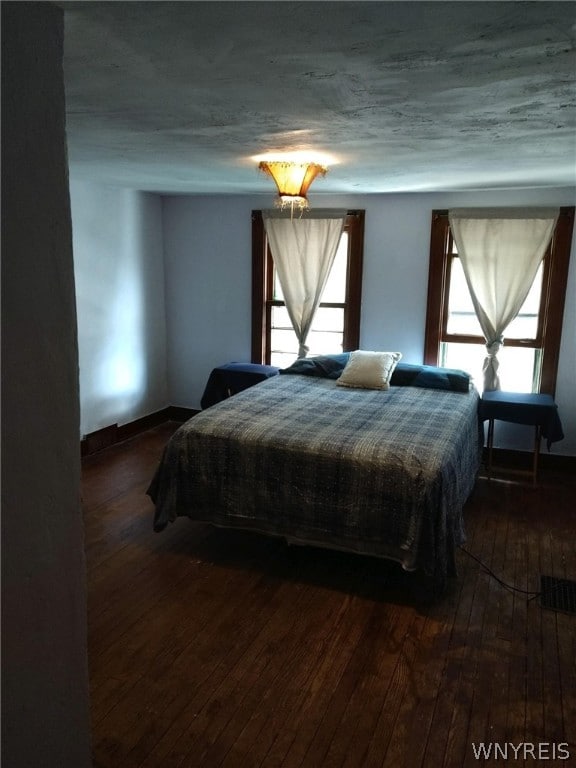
top-left (164, 405), bottom-right (198, 422)
top-left (81, 423), bottom-right (119, 456)
top-left (81, 406), bottom-right (199, 457)
top-left (482, 447), bottom-right (576, 474)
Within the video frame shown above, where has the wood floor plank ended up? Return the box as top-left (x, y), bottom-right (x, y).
top-left (83, 424), bottom-right (576, 768)
top-left (256, 590), bottom-right (382, 768)
top-left (189, 580), bottom-right (354, 768)
top-left (523, 499), bottom-right (546, 749)
top-left (96, 545), bottom-right (294, 766)
top-left (503, 508), bottom-right (529, 750)
top-left (539, 528), bottom-right (566, 747)
top-left (420, 485), bottom-right (492, 768)
top-left (459, 492), bottom-right (503, 767)
top-left (216, 558), bottom-right (384, 768)
top-left (308, 601), bottom-right (414, 768)
top-left (480, 485), bottom-right (516, 755)
top-left (282, 600), bottom-right (389, 768)
top-left (89, 528), bottom-right (256, 725)
top-left (365, 612), bottom-right (432, 768)
top-left (442, 507), bottom-right (498, 767)
top-left (131, 548), bottom-right (355, 767)
top-left (318, 605), bottom-right (410, 768)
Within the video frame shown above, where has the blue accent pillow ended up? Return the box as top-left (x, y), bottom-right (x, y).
top-left (391, 363), bottom-right (471, 392)
top-left (280, 353), bottom-right (350, 380)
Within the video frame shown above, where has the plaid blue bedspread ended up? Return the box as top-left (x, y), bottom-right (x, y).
top-left (148, 375), bottom-right (482, 589)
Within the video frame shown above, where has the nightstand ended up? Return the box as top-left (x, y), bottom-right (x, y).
top-left (201, 362), bottom-right (280, 409)
top-left (478, 391), bottom-right (564, 485)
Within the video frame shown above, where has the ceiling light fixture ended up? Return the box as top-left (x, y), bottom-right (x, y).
top-left (258, 159), bottom-right (327, 213)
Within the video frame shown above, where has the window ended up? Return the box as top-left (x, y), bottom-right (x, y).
top-left (424, 207), bottom-right (574, 394)
top-left (252, 210), bottom-right (364, 367)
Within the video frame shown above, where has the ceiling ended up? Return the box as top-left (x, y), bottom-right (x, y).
top-left (60, 1), bottom-right (576, 195)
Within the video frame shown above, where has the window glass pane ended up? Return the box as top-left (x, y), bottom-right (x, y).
top-left (270, 306), bottom-right (297, 365)
top-left (273, 269), bottom-right (283, 301)
top-left (446, 258), bottom-right (482, 336)
top-left (270, 328), bottom-right (298, 356)
top-left (272, 306), bottom-right (344, 336)
top-left (271, 306), bottom-right (344, 367)
top-left (441, 341), bottom-right (540, 393)
top-left (271, 351), bottom-right (298, 369)
top-left (309, 306), bottom-right (344, 333)
top-left (307, 331), bottom-right (344, 356)
top-left (440, 341), bottom-right (483, 390)
top-left (321, 232), bottom-right (348, 302)
top-left (271, 305), bottom-right (292, 330)
top-left (505, 263), bottom-right (542, 339)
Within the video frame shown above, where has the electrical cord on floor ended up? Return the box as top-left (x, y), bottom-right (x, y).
top-left (459, 545), bottom-right (542, 599)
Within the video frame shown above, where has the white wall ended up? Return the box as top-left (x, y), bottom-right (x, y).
top-left (163, 187), bottom-right (576, 456)
top-left (2, 4), bottom-right (91, 766)
top-left (162, 196), bottom-right (254, 401)
top-left (70, 181), bottom-right (168, 436)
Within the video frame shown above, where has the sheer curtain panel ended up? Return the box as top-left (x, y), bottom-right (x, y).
top-left (263, 210), bottom-right (346, 358)
top-left (448, 208), bottom-right (559, 391)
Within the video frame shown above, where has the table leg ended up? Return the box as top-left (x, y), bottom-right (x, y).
top-left (532, 425), bottom-right (541, 486)
top-left (487, 419), bottom-right (494, 479)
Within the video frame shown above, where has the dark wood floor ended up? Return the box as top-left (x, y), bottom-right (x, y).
top-left (83, 423), bottom-right (576, 768)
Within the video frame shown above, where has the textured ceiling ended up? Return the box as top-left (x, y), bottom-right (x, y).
top-left (60, 1), bottom-right (576, 194)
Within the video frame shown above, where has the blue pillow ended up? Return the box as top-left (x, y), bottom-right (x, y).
top-left (391, 363), bottom-right (471, 392)
top-left (280, 353), bottom-right (350, 380)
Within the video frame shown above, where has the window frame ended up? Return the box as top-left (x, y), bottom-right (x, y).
top-left (423, 207), bottom-right (574, 395)
top-left (251, 209), bottom-right (365, 365)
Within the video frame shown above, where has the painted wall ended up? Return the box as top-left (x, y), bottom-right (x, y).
top-left (70, 181), bottom-right (168, 436)
top-left (163, 187), bottom-right (576, 456)
top-left (1, 4), bottom-right (91, 767)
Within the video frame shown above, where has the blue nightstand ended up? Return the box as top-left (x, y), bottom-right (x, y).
top-left (478, 391), bottom-right (564, 485)
top-left (201, 362), bottom-right (280, 409)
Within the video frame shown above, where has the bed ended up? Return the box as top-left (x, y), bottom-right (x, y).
top-left (148, 358), bottom-right (483, 593)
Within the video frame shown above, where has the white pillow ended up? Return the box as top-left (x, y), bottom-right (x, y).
top-left (337, 350), bottom-right (402, 390)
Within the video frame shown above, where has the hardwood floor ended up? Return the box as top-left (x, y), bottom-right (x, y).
top-left (83, 423), bottom-right (576, 767)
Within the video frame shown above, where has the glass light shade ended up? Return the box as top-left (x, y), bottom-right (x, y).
top-left (259, 160), bottom-right (327, 210)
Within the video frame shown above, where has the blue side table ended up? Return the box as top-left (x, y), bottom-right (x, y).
top-left (478, 391), bottom-right (564, 485)
top-left (201, 362), bottom-right (280, 409)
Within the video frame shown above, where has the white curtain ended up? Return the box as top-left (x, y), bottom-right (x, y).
top-left (449, 207), bottom-right (559, 391)
top-left (263, 210), bottom-right (346, 358)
